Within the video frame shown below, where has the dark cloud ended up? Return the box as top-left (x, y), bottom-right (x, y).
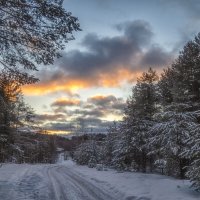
top-left (35, 114), bottom-right (65, 122)
top-left (112, 100), bottom-right (126, 111)
top-left (54, 20), bottom-right (171, 81)
top-left (52, 106), bottom-right (68, 114)
top-left (45, 122), bottom-right (75, 131)
top-left (88, 95), bottom-right (117, 107)
top-left (75, 116), bottom-right (102, 126)
top-left (141, 45), bottom-right (173, 67)
top-left (73, 109), bottom-right (105, 118)
top-left (71, 117), bottom-right (120, 133)
top-left (87, 95), bottom-right (126, 113)
top-left (51, 99), bottom-right (80, 107)
top-left (57, 33), bottom-right (136, 78)
top-left (116, 20), bottom-right (153, 46)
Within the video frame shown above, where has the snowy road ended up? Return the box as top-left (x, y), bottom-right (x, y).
top-left (0, 160), bottom-right (200, 200)
top-left (0, 163), bottom-right (122, 200)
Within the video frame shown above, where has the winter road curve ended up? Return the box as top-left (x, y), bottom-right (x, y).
top-left (0, 163), bottom-right (123, 200)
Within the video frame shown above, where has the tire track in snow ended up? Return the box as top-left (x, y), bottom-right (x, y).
top-left (56, 166), bottom-right (123, 200)
top-left (0, 164), bottom-right (124, 200)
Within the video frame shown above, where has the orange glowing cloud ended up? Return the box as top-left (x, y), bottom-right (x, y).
top-left (22, 79), bottom-right (90, 96)
top-left (22, 68), bottom-right (144, 96)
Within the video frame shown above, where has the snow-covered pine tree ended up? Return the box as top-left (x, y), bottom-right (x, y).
top-left (149, 33), bottom-right (200, 180)
top-left (120, 68), bottom-right (159, 172)
top-left (148, 103), bottom-right (195, 178)
top-left (171, 33), bottom-right (200, 181)
top-left (74, 139), bottom-right (103, 167)
top-left (111, 121), bottom-right (134, 171)
top-left (103, 121), bottom-right (118, 166)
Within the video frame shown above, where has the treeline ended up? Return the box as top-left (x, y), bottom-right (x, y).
top-left (56, 134), bottom-right (105, 152)
top-left (73, 33), bottom-right (200, 190)
top-left (0, 70), bottom-right (57, 163)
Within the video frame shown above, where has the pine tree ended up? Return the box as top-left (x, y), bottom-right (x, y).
top-left (74, 139), bottom-right (101, 166)
top-left (120, 68), bottom-right (159, 172)
top-left (148, 103), bottom-right (195, 178)
top-left (103, 121), bottom-right (118, 166)
top-left (150, 33), bottom-right (200, 179)
top-left (112, 122), bottom-right (134, 170)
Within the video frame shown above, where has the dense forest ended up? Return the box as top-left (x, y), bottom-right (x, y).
top-left (0, 70), bottom-right (57, 163)
top-left (73, 33), bottom-right (200, 191)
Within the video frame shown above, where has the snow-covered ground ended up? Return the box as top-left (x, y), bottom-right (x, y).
top-left (0, 158), bottom-right (199, 200)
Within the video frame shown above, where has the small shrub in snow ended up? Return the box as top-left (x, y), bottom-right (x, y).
top-left (130, 161), bottom-right (139, 172)
top-left (96, 164), bottom-right (104, 171)
top-left (88, 162), bottom-right (96, 168)
top-left (154, 159), bottom-right (167, 174)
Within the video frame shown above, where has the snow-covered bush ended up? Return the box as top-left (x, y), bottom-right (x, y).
top-left (154, 159), bottom-right (167, 174)
top-left (96, 164), bottom-right (104, 171)
top-left (74, 140), bottom-right (102, 166)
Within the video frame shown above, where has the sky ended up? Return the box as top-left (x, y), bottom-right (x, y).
top-left (23, 0), bottom-right (200, 134)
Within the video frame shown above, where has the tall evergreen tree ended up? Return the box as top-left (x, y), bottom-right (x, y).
top-left (150, 33), bottom-right (200, 180)
top-left (148, 103), bottom-right (194, 178)
top-left (103, 122), bottom-right (118, 166)
top-left (121, 68), bottom-right (159, 172)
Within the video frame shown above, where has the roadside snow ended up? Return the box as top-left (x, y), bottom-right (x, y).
top-left (60, 160), bottom-right (200, 200)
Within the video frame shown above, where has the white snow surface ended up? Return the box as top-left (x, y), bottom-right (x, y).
top-left (0, 157), bottom-right (199, 200)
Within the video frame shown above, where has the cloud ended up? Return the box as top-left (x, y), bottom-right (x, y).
top-left (141, 45), bottom-right (173, 67)
top-left (57, 20), bottom-right (153, 78)
top-left (88, 95), bottom-right (117, 106)
top-left (35, 114), bottom-right (66, 122)
top-left (116, 20), bottom-right (153, 46)
top-left (34, 94), bottom-right (126, 133)
top-left (51, 98), bottom-right (81, 107)
top-left (87, 95), bottom-right (126, 113)
top-left (73, 109), bottom-right (105, 118)
top-left (45, 122), bottom-right (75, 131)
top-left (26, 92), bottom-right (127, 135)
top-left (23, 20), bottom-right (173, 96)
top-left (75, 116), bottom-right (102, 125)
